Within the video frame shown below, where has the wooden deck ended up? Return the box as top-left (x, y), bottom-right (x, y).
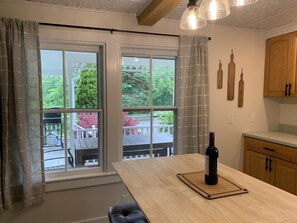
top-left (74, 133), bottom-right (173, 165)
top-left (44, 146), bottom-right (66, 170)
top-left (44, 133), bottom-right (174, 168)
top-left (74, 138), bottom-right (98, 166)
top-left (123, 133), bottom-right (173, 157)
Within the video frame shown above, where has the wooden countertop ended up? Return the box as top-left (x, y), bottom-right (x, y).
top-left (243, 131), bottom-right (297, 148)
top-left (113, 154), bottom-right (297, 222)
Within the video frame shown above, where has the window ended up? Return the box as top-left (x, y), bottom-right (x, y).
top-left (39, 26), bottom-right (178, 185)
top-left (41, 44), bottom-right (104, 171)
top-left (121, 54), bottom-right (177, 160)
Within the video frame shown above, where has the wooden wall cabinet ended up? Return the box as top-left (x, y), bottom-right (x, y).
top-left (244, 137), bottom-right (297, 195)
top-left (264, 32), bottom-right (297, 97)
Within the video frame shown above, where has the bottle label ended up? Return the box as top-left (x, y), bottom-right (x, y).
top-left (205, 155), bottom-right (209, 175)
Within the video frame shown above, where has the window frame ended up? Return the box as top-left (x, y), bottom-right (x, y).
top-left (41, 42), bottom-right (105, 178)
top-left (121, 50), bottom-right (178, 159)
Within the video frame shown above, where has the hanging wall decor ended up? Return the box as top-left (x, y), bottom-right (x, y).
top-left (238, 69), bottom-right (244, 108)
top-left (217, 60), bottom-right (223, 89)
top-left (227, 50), bottom-right (236, 101)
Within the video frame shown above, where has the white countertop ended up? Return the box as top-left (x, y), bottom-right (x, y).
top-left (243, 131), bottom-right (297, 148)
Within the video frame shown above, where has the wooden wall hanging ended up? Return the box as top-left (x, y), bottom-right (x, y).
top-left (227, 50), bottom-right (236, 101)
top-left (217, 60), bottom-right (223, 89)
top-left (238, 69), bottom-right (244, 108)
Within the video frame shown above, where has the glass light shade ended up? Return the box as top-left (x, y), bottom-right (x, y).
top-left (180, 6), bottom-right (207, 30)
top-left (228, 0), bottom-right (258, 6)
top-left (199, 0), bottom-right (230, 20)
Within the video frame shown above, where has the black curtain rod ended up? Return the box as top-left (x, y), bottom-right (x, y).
top-left (39, 22), bottom-right (211, 40)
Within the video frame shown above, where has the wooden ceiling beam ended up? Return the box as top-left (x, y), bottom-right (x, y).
top-left (137, 0), bottom-right (183, 26)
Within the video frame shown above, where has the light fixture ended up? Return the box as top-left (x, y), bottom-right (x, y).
top-left (228, 0), bottom-right (258, 6)
top-left (180, 0), bottom-right (258, 30)
top-left (180, 0), bottom-right (207, 30)
top-left (199, 0), bottom-right (230, 20)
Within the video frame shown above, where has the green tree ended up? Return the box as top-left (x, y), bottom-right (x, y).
top-left (122, 70), bottom-right (174, 107)
top-left (152, 71), bottom-right (174, 106)
top-left (42, 74), bottom-right (63, 109)
top-left (75, 69), bottom-right (98, 108)
top-left (122, 71), bottom-right (150, 107)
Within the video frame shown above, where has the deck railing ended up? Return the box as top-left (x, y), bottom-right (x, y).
top-left (45, 124), bottom-right (174, 169)
top-left (73, 124), bottom-right (174, 139)
top-left (73, 123), bottom-right (97, 139)
top-left (122, 125), bottom-right (173, 135)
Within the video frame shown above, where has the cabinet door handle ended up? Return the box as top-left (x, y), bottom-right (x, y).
top-left (269, 158), bottom-right (272, 172)
top-left (263, 147), bottom-right (275, 152)
top-left (288, 83), bottom-right (292, 96)
top-left (265, 157), bottom-right (269, 170)
top-left (285, 83), bottom-right (288, 96)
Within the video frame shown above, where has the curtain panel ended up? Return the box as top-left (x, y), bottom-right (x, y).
top-left (177, 36), bottom-right (209, 155)
top-left (0, 17), bottom-right (45, 212)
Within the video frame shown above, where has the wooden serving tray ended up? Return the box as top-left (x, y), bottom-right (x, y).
top-left (177, 171), bottom-right (248, 199)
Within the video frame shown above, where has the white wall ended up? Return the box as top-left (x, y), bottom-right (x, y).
top-left (206, 25), bottom-right (279, 169)
top-left (0, 182), bottom-right (128, 223)
top-left (280, 104), bottom-right (297, 125)
top-left (0, 0), bottom-right (280, 222)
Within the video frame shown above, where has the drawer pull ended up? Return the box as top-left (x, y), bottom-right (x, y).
top-left (263, 147), bottom-right (275, 152)
top-left (288, 83), bottom-right (292, 96)
top-left (269, 158), bottom-right (273, 172)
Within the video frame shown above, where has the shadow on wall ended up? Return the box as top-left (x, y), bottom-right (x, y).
top-left (263, 98), bottom-right (281, 131)
top-left (264, 97), bottom-right (297, 132)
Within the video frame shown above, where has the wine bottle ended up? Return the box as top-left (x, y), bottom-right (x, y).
top-left (205, 132), bottom-right (219, 185)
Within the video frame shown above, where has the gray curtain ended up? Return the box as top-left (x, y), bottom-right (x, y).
top-left (0, 17), bottom-right (45, 212)
top-left (177, 36), bottom-right (209, 155)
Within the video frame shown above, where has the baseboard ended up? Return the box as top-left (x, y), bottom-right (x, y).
top-left (73, 216), bottom-right (109, 223)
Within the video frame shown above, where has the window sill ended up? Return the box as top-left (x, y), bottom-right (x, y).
top-left (45, 169), bottom-right (122, 192)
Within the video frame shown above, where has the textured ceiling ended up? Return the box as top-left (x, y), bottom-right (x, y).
top-left (28, 0), bottom-right (297, 30)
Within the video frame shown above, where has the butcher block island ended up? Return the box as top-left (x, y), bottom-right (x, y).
top-left (113, 154), bottom-right (297, 223)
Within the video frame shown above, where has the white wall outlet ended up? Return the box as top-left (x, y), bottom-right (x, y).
top-left (228, 113), bottom-right (234, 124)
top-left (251, 113), bottom-right (256, 122)
top-left (121, 195), bottom-right (129, 204)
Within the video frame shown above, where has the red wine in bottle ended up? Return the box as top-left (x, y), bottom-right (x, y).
top-left (205, 132), bottom-right (219, 185)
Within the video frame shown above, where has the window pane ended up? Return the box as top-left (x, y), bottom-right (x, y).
top-left (122, 111), bottom-right (174, 159)
top-left (123, 111), bottom-right (151, 159)
top-left (122, 57), bottom-right (150, 107)
top-left (153, 111), bottom-right (174, 157)
top-left (66, 51), bottom-right (98, 109)
top-left (43, 112), bottom-right (66, 171)
top-left (41, 50), bottom-right (64, 109)
top-left (152, 58), bottom-right (175, 106)
top-left (68, 112), bottom-right (101, 168)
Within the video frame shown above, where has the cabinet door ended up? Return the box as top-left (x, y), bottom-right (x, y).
top-left (264, 33), bottom-right (294, 96)
top-left (244, 150), bottom-right (270, 184)
top-left (271, 158), bottom-right (297, 195)
top-left (292, 33), bottom-right (297, 96)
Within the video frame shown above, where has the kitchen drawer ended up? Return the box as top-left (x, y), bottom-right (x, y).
top-left (244, 137), bottom-right (297, 165)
